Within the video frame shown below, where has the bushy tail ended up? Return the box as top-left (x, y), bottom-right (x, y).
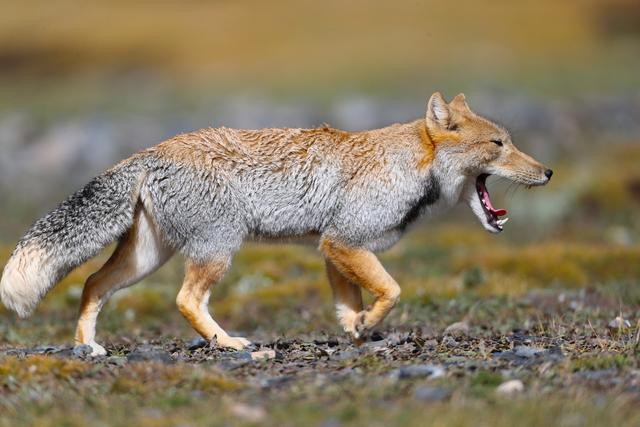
top-left (0, 162), bottom-right (144, 317)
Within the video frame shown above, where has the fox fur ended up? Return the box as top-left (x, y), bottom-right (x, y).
top-left (0, 92), bottom-right (552, 355)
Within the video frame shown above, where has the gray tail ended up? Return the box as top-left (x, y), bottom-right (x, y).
top-left (0, 162), bottom-right (144, 317)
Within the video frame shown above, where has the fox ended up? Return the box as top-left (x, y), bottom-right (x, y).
top-left (0, 92), bottom-right (552, 356)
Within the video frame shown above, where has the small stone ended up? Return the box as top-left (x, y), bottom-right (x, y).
top-left (514, 346), bottom-right (546, 358)
top-left (362, 339), bottom-right (388, 350)
top-left (251, 349), bottom-right (277, 361)
top-left (127, 348), bottom-right (173, 363)
top-left (229, 351), bottom-right (253, 361)
top-left (188, 337), bottom-right (208, 351)
top-left (414, 386), bottom-right (451, 402)
top-left (72, 345), bottom-right (93, 357)
top-left (390, 364), bottom-right (445, 380)
top-left (444, 321), bottom-right (470, 338)
top-left (496, 379), bottom-right (524, 395)
top-left (608, 316), bottom-right (632, 331)
top-left (442, 336), bottom-right (458, 348)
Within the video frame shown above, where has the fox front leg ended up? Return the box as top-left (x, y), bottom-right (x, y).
top-left (320, 237), bottom-right (401, 341)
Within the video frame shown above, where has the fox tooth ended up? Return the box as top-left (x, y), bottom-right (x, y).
top-left (497, 218), bottom-right (509, 226)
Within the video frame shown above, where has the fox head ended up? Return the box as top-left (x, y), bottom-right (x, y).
top-left (425, 92), bottom-right (553, 233)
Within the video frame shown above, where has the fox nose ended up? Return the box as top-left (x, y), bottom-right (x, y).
top-left (544, 169), bottom-right (553, 179)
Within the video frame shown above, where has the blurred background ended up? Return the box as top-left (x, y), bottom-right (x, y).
top-left (0, 0), bottom-right (639, 335)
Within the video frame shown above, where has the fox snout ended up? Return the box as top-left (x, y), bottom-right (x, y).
top-left (492, 147), bottom-right (553, 187)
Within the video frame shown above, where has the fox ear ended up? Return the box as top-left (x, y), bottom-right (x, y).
top-left (450, 93), bottom-right (470, 112)
top-left (426, 92), bottom-right (451, 130)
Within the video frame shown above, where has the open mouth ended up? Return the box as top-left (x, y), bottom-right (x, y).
top-left (476, 174), bottom-right (509, 231)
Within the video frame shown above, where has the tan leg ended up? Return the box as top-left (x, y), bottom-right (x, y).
top-left (325, 259), bottom-right (363, 335)
top-left (320, 237), bottom-right (400, 339)
top-left (75, 208), bottom-right (173, 356)
top-left (176, 258), bottom-right (251, 350)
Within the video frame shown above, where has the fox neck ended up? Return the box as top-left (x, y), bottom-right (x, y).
top-left (413, 120), bottom-right (468, 212)
top-left (428, 150), bottom-right (468, 213)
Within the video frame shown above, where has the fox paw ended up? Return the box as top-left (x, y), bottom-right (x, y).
top-left (216, 336), bottom-right (252, 350)
top-left (84, 341), bottom-right (107, 357)
top-left (352, 310), bottom-right (369, 340)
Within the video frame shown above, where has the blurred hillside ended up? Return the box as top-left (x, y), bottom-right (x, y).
top-left (0, 0), bottom-right (639, 242)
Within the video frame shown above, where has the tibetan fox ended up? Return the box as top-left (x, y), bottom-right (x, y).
top-left (1, 93), bottom-right (552, 355)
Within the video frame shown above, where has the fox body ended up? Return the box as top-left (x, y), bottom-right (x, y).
top-left (0, 93), bottom-right (552, 355)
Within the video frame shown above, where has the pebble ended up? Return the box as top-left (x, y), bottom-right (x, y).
top-left (444, 321), bottom-right (470, 337)
top-left (127, 348), bottom-right (174, 363)
top-left (514, 346), bottom-right (546, 358)
top-left (442, 336), bottom-right (458, 348)
top-left (188, 337), bottom-right (208, 351)
top-left (251, 349), bottom-right (277, 361)
top-left (496, 379), bottom-right (524, 395)
top-left (389, 364), bottom-right (445, 380)
top-left (608, 316), bottom-right (632, 331)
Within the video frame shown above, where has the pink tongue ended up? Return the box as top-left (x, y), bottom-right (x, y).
top-left (481, 187), bottom-right (508, 217)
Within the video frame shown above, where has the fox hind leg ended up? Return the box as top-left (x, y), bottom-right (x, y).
top-left (75, 207), bottom-right (173, 356)
top-left (325, 259), bottom-right (363, 336)
top-left (176, 257), bottom-right (251, 350)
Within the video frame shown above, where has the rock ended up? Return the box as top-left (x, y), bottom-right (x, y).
top-left (493, 345), bottom-right (564, 364)
top-left (31, 346), bottom-right (59, 354)
top-left (608, 316), bottom-right (632, 332)
top-left (496, 379), bottom-right (524, 395)
top-left (188, 337), bottom-right (208, 351)
top-left (127, 348), bottom-right (173, 363)
top-left (72, 345), bottom-right (93, 358)
top-left (251, 349), bottom-right (277, 361)
top-left (442, 336), bottom-right (458, 348)
top-left (361, 339), bottom-right (388, 350)
top-left (229, 351), bottom-right (253, 361)
top-left (514, 346), bottom-right (546, 358)
top-left (414, 386), bottom-right (451, 402)
top-left (390, 364), bottom-right (445, 380)
top-left (444, 321), bottom-right (469, 337)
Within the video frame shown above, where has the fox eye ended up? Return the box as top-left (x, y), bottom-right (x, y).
top-left (490, 139), bottom-right (503, 147)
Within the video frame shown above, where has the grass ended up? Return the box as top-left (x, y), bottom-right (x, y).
top-left (1, 216), bottom-right (639, 426)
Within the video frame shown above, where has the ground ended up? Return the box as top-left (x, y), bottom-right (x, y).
top-left (1, 223), bottom-right (639, 427)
